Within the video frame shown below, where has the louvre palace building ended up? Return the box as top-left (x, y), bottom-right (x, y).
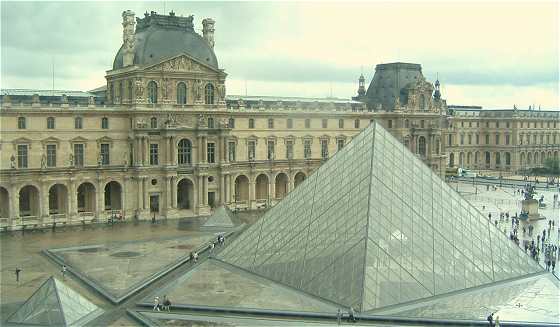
top-left (0, 10), bottom-right (559, 227)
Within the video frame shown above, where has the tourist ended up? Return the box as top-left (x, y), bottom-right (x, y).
top-left (495, 315), bottom-right (501, 327)
top-left (336, 308), bottom-right (342, 325)
top-left (15, 267), bottom-right (21, 283)
top-left (61, 265), bottom-right (67, 280)
top-left (153, 296), bottom-right (160, 311)
top-left (162, 295), bottom-right (171, 311)
top-left (193, 251), bottom-right (199, 263)
top-left (348, 306), bottom-right (356, 323)
top-left (208, 242), bottom-right (215, 257)
top-left (552, 258), bottom-right (556, 272)
top-left (486, 312), bottom-right (494, 327)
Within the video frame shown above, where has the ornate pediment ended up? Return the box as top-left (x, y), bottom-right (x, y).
top-left (70, 136), bottom-right (89, 143)
top-left (145, 54), bottom-right (220, 74)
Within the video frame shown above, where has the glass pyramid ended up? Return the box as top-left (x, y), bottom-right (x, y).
top-left (203, 206), bottom-right (235, 228)
top-left (7, 277), bottom-right (102, 326)
top-left (218, 121), bottom-right (543, 312)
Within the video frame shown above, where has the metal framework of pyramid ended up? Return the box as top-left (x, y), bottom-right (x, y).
top-left (218, 121), bottom-right (543, 312)
top-left (203, 206), bottom-right (235, 228)
top-left (7, 277), bottom-right (102, 326)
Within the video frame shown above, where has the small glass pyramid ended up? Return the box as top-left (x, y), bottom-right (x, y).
top-left (7, 277), bottom-right (102, 326)
top-left (203, 206), bottom-right (235, 228)
top-left (218, 121), bottom-right (543, 312)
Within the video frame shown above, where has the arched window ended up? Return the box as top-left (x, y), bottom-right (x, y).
top-left (418, 136), bottom-right (426, 156)
top-left (128, 80), bottom-right (133, 102)
top-left (205, 83), bottom-right (214, 104)
top-left (47, 117), bottom-right (55, 129)
top-left (177, 82), bottom-right (187, 104)
top-left (150, 117), bottom-right (158, 129)
top-left (419, 94), bottom-right (426, 110)
top-left (147, 81), bottom-right (158, 104)
top-left (177, 139), bottom-right (192, 165)
top-left (118, 82), bottom-right (123, 104)
top-left (101, 117), bottom-right (109, 129)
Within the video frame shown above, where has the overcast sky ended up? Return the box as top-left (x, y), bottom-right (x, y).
top-left (1, 1), bottom-right (558, 109)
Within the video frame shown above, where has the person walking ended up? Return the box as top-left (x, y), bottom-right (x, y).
top-left (487, 312), bottom-right (494, 327)
top-left (153, 296), bottom-right (160, 311)
top-left (162, 295), bottom-right (171, 312)
top-left (495, 315), bottom-right (501, 327)
top-left (208, 242), bottom-right (215, 258)
top-left (61, 265), bottom-right (67, 280)
top-left (348, 306), bottom-right (356, 323)
top-left (336, 308), bottom-right (342, 325)
top-left (15, 267), bottom-right (22, 284)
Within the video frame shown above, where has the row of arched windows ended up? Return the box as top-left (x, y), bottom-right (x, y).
top-left (145, 81), bottom-right (215, 105)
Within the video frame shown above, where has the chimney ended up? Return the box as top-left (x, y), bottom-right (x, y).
top-left (202, 18), bottom-right (215, 48)
top-left (122, 10), bottom-right (136, 67)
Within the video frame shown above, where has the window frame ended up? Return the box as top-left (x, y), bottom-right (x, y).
top-left (17, 117), bottom-right (27, 129)
top-left (17, 144), bottom-right (28, 168)
top-left (150, 143), bottom-right (159, 165)
top-left (46, 144), bottom-right (57, 167)
top-left (177, 82), bottom-right (187, 104)
top-left (207, 142), bottom-right (216, 163)
top-left (47, 117), bottom-right (55, 129)
top-left (100, 143), bottom-right (110, 165)
top-left (147, 81), bottom-right (158, 104)
top-left (74, 117), bottom-right (83, 129)
top-left (101, 117), bottom-right (109, 129)
top-left (73, 143), bottom-right (84, 167)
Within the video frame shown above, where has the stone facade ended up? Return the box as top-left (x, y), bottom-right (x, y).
top-left (445, 107), bottom-right (560, 173)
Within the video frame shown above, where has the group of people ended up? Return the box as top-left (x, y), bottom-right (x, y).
top-left (153, 295), bottom-right (172, 311)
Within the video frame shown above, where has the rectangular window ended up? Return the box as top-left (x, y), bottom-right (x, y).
top-left (321, 139), bottom-right (329, 159)
top-left (354, 119), bottom-right (360, 128)
top-left (460, 134), bottom-right (464, 145)
top-left (337, 139), bottom-right (345, 151)
top-left (228, 118), bottom-right (235, 128)
top-left (338, 119), bottom-right (344, 128)
top-left (540, 135), bottom-right (544, 144)
top-left (461, 121), bottom-right (464, 127)
top-left (506, 122), bottom-right (510, 128)
top-left (248, 140), bottom-right (256, 160)
top-left (495, 134), bottom-right (500, 145)
top-left (304, 139), bottom-right (312, 159)
top-left (150, 144), bottom-right (159, 165)
top-left (100, 143), bottom-right (110, 165)
top-left (388, 120), bottom-right (392, 128)
top-left (476, 134), bottom-right (480, 145)
top-left (286, 140), bottom-right (293, 159)
top-left (420, 120), bottom-right (425, 128)
top-left (101, 117), bottom-right (109, 129)
top-left (287, 119), bottom-right (293, 129)
top-left (46, 144), bottom-right (56, 167)
top-left (268, 118), bottom-right (274, 129)
top-left (17, 117), bottom-right (26, 129)
top-left (17, 144), bottom-right (28, 168)
top-left (207, 142), bottom-right (215, 163)
top-left (305, 119), bottom-right (310, 128)
top-left (468, 134), bottom-right (472, 145)
top-left (249, 118), bottom-right (255, 129)
top-left (74, 144), bottom-right (84, 167)
top-left (496, 121), bottom-right (500, 128)
top-left (448, 134), bottom-right (452, 146)
top-left (322, 119), bottom-right (328, 128)
top-left (505, 135), bottom-right (510, 145)
top-left (485, 134), bottom-right (489, 145)
top-left (228, 141), bottom-right (236, 162)
top-left (267, 140), bottom-right (275, 160)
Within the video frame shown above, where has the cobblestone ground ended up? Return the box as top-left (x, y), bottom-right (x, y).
top-left (454, 181), bottom-right (560, 271)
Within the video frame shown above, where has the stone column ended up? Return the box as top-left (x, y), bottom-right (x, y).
top-left (143, 178), bottom-right (148, 210)
top-left (269, 180), bottom-right (275, 202)
top-left (96, 179), bottom-right (104, 219)
top-left (9, 183), bottom-right (19, 224)
top-left (249, 181), bottom-right (255, 209)
top-left (136, 177), bottom-right (143, 213)
top-left (122, 177), bottom-right (128, 217)
top-left (171, 176), bottom-right (177, 208)
top-left (40, 182), bottom-right (49, 222)
top-left (165, 176), bottom-right (172, 210)
top-left (68, 178), bottom-right (77, 218)
top-left (289, 179), bottom-right (295, 193)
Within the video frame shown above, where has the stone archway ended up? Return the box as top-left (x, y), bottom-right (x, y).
top-left (275, 173), bottom-right (289, 199)
top-left (104, 181), bottom-right (122, 211)
top-left (234, 175), bottom-right (249, 202)
top-left (294, 172), bottom-right (306, 187)
top-left (48, 184), bottom-right (68, 215)
top-left (255, 174), bottom-right (269, 200)
top-left (177, 178), bottom-right (194, 210)
top-left (0, 187), bottom-right (9, 218)
top-left (19, 185), bottom-right (40, 217)
top-left (77, 182), bottom-right (96, 213)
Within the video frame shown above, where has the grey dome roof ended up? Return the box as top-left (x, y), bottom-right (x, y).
top-left (113, 25), bottom-right (219, 70)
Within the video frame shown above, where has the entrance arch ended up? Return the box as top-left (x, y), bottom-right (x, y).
top-left (77, 182), bottom-right (96, 213)
top-left (177, 178), bottom-right (194, 209)
top-left (234, 175), bottom-right (249, 202)
top-left (275, 173), bottom-right (289, 199)
top-left (255, 174), bottom-right (269, 200)
top-left (104, 181), bottom-right (122, 211)
top-left (0, 187), bottom-right (9, 218)
top-left (19, 185), bottom-right (40, 217)
top-left (294, 172), bottom-right (306, 187)
top-left (48, 184), bottom-right (68, 215)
